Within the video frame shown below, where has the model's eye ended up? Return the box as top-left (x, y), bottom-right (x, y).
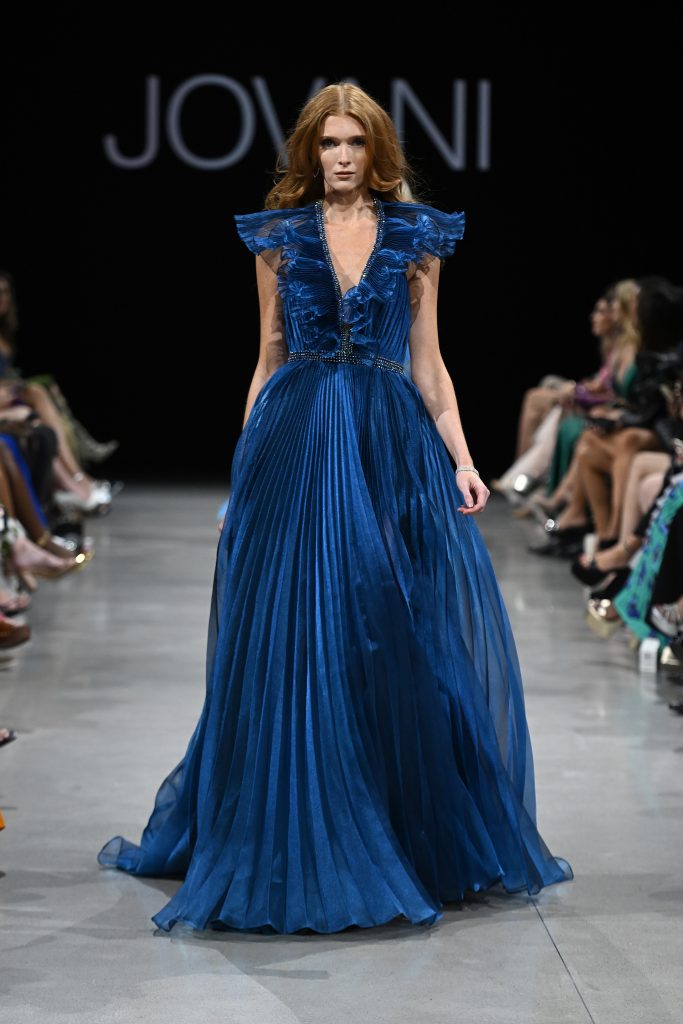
top-left (320, 138), bottom-right (366, 148)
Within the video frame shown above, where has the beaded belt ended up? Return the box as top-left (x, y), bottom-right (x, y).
top-left (287, 350), bottom-right (405, 374)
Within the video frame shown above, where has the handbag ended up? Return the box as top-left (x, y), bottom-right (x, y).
top-left (573, 381), bottom-right (617, 408)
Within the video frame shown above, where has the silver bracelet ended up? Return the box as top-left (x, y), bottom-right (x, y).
top-left (456, 464), bottom-right (480, 477)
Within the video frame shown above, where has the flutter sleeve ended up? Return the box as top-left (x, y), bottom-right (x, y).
top-left (413, 206), bottom-right (465, 263)
top-left (232, 207), bottom-right (302, 257)
top-left (381, 201), bottom-right (466, 271)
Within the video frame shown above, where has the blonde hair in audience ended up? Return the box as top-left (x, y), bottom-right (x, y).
top-left (611, 278), bottom-right (641, 352)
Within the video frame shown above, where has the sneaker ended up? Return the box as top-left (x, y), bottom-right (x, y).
top-left (649, 603), bottom-right (683, 638)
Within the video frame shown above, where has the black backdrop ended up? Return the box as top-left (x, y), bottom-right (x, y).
top-left (3, 15), bottom-right (681, 484)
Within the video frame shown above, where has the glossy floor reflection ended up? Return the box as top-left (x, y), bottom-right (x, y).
top-left (0, 485), bottom-right (681, 1023)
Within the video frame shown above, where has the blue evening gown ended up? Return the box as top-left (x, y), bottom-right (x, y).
top-left (97, 193), bottom-right (573, 933)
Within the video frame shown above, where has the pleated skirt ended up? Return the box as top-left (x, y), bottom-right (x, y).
top-left (98, 360), bottom-right (573, 933)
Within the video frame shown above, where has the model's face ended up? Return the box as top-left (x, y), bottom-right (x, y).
top-left (590, 298), bottom-right (615, 337)
top-left (318, 114), bottom-right (369, 196)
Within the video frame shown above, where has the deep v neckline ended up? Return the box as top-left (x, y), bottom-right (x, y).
top-left (315, 195), bottom-right (384, 303)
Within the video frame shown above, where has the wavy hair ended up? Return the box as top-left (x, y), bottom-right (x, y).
top-left (609, 278), bottom-right (642, 353)
top-left (263, 82), bottom-right (426, 210)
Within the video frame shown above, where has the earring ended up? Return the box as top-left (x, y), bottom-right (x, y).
top-left (313, 165), bottom-right (320, 178)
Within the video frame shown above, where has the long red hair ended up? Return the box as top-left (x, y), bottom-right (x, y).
top-left (263, 82), bottom-right (426, 210)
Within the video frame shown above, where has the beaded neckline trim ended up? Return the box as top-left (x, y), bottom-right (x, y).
top-left (315, 194), bottom-right (385, 305)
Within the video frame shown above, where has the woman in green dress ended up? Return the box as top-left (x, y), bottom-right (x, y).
top-left (542, 278), bottom-right (640, 507)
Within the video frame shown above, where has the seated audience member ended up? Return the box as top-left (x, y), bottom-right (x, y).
top-left (493, 281), bottom-right (639, 507)
top-left (530, 277), bottom-right (683, 557)
top-left (0, 269), bottom-right (115, 515)
top-left (511, 279), bottom-right (639, 461)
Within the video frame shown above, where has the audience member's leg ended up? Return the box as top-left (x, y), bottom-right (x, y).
top-left (574, 429), bottom-right (615, 539)
top-left (544, 415), bottom-right (586, 499)
top-left (621, 452), bottom-right (670, 539)
top-left (0, 442), bottom-right (70, 555)
top-left (515, 387), bottom-right (559, 458)
top-left (578, 453), bottom-right (671, 573)
top-left (606, 428), bottom-right (663, 540)
top-left (542, 447), bottom-right (581, 509)
top-left (555, 469), bottom-right (591, 529)
top-left (638, 472), bottom-right (669, 516)
top-left (18, 382), bottom-right (95, 498)
top-left (0, 455), bottom-right (15, 513)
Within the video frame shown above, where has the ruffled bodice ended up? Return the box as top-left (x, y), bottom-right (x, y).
top-left (233, 194), bottom-right (465, 367)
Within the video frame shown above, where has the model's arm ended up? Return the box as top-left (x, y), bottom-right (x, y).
top-left (408, 258), bottom-right (489, 514)
top-left (242, 254), bottom-right (288, 429)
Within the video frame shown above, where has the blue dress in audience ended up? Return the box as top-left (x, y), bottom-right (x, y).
top-left (0, 435), bottom-right (50, 529)
top-left (0, 353), bottom-right (50, 528)
top-left (98, 195), bottom-right (573, 933)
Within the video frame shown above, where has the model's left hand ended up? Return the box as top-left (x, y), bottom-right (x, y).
top-left (457, 471), bottom-right (490, 514)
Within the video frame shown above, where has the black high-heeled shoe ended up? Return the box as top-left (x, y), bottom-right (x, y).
top-left (571, 553), bottom-right (629, 586)
top-left (543, 521), bottom-right (590, 542)
top-left (528, 522), bottom-right (590, 557)
top-left (0, 728), bottom-right (17, 748)
top-left (572, 533), bottom-right (638, 585)
top-left (588, 567), bottom-right (630, 600)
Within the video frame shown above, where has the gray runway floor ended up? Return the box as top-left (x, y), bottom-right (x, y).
top-left (1, 484), bottom-right (681, 1023)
